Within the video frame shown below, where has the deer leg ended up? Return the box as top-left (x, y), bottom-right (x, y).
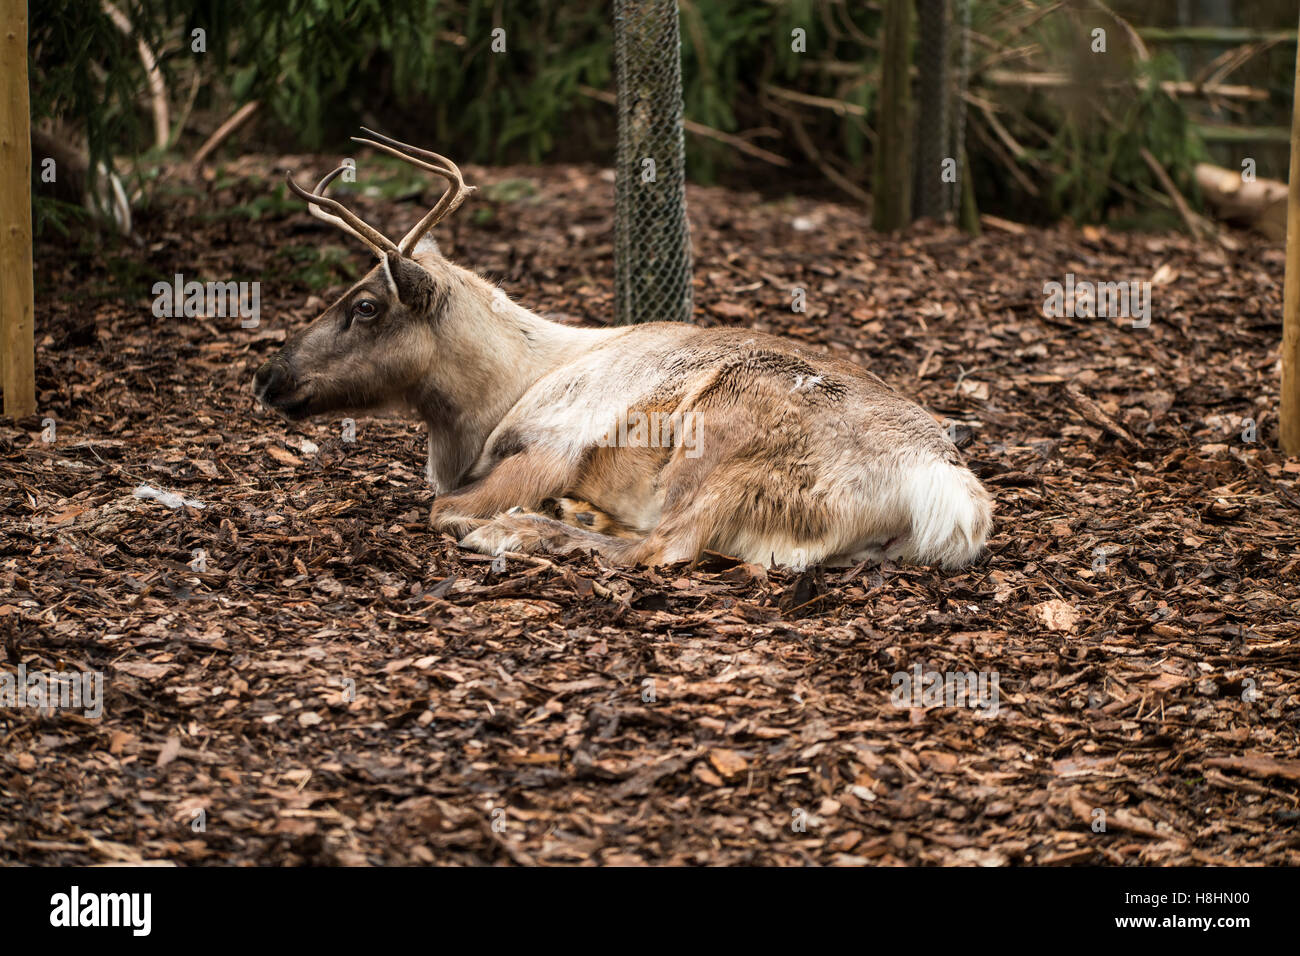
top-left (465, 444), bottom-right (717, 565)
top-left (443, 438), bottom-right (758, 567)
top-left (428, 447), bottom-right (571, 539)
top-left (622, 507), bottom-right (715, 566)
top-left (459, 509), bottom-right (644, 562)
top-left (461, 486), bottom-right (718, 567)
top-left (461, 502), bottom-right (715, 567)
top-left (541, 497), bottom-right (640, 538)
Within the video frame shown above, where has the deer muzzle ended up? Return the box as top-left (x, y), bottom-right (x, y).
top-left (253, 358), bottom-right (310, 419)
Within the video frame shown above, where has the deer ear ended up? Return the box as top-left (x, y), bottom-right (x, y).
top-left (382, 252), bottom-right (439, 314)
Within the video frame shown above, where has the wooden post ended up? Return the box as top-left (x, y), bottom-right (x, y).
top-left (1282, 9), bottom-right (1300, 456)
top-left (0, 0), bottom-right (35, 419)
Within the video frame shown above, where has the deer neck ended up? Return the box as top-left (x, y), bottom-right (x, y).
top-left (410, 265), bottom-right (613, 488)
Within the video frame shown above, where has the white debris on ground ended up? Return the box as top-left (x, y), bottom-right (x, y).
top-left (133, 484), bottom-right (206, 510)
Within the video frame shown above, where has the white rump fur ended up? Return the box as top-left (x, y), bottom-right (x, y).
top-left (895, 459), bottom-right (991, 569)
top-left (725, 454), bottom-right (992, 571)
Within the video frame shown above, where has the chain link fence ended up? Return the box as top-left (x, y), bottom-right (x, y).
top-left (613, 0), bottom-right (692, 325)
top-left (914, 0), bottom-right (951, 221)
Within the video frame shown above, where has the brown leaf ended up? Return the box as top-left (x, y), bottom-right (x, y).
top-left (1031, 599), bottom-right (1079, 633)
top-left (115, 661), bottom-right (175, 681)
top-left (155, 736), bottom-right (181, 768)
top-left (49, 505), bottom-right (87, 525)
top-left (266, 445), bottom-right (302, 466)
top-left (708, 748), bottom-right (749, 779)
top-left (1205, 756), bottom-right (1300, 783)
top-left (707, 301), bottom-right (750, 319)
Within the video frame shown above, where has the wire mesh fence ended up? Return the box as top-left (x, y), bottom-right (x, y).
top-left (613, 0), bottom-right (693, 325)
top-left (914, 0), bottom-right (951, 221)
top-left (914, 0), bottom-right (973, 225)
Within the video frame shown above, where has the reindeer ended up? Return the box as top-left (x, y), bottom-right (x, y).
top-left (253, 130), bottom-right (992, 569)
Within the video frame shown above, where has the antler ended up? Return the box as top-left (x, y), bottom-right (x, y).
top-left (285, 165), bottom-right (399, 258)
top-left (285, 130), bottom-right (475, 259)
top-left (351, 127), bottom-right (476, 255)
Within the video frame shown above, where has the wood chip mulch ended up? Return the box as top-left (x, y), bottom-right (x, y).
top-left (2, 157), bottom-right (1297, 866)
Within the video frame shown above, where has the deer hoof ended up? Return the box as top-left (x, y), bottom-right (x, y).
top-left (461, 517), bottom-right (538, 556)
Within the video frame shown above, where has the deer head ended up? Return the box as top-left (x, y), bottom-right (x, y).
top-left (252, 130), bottom-right (476, 421)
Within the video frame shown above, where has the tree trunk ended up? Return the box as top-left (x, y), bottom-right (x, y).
top-left (872, 0), bottom-right (913, 232)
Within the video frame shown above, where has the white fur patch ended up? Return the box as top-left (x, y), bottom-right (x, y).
top-left (898, 461), bottom-right (991, 569)
top-left (413, 234), bottom-right (441, 257)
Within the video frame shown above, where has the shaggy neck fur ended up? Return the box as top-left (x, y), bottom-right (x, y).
top-left (408, 257), bottom-right (614, 491)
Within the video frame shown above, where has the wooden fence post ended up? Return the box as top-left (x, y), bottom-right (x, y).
top-left (1281, 8), bottom-right (1300, 455)
top-left (1, 0), bottom-right (35, 419)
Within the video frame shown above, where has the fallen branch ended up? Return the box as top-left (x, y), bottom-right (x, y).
top-left (1195, 162), bottom-right (1287, 239)
top-left (1062, 384), bottom-right (1137, 446)
top-left (763, 83), bottom-right (867, 118)
top-left (1139, 147), bottom-right (1216, 243)
top-left (167, 66), bottom-right (204, 150)
top-left (979, 214), bottom-right (1027, 234)
top-left (190, 100), bottom-right (261, 172)
top-left (971, 107), bottom-right (1040, 196)
top-left (1204, 756), bottom-right (1300, 784)
top-left (769, 96), bottom-right (870, 204)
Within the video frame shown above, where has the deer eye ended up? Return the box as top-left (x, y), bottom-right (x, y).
top-left (352, 299), bottom-right (379, 321)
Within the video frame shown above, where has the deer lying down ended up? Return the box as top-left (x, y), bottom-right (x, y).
top-left (253, 131), bottom-right (992, 570)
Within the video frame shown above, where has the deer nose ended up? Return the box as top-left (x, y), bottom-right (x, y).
top-left (253, 360), bottom-right (292, 402)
